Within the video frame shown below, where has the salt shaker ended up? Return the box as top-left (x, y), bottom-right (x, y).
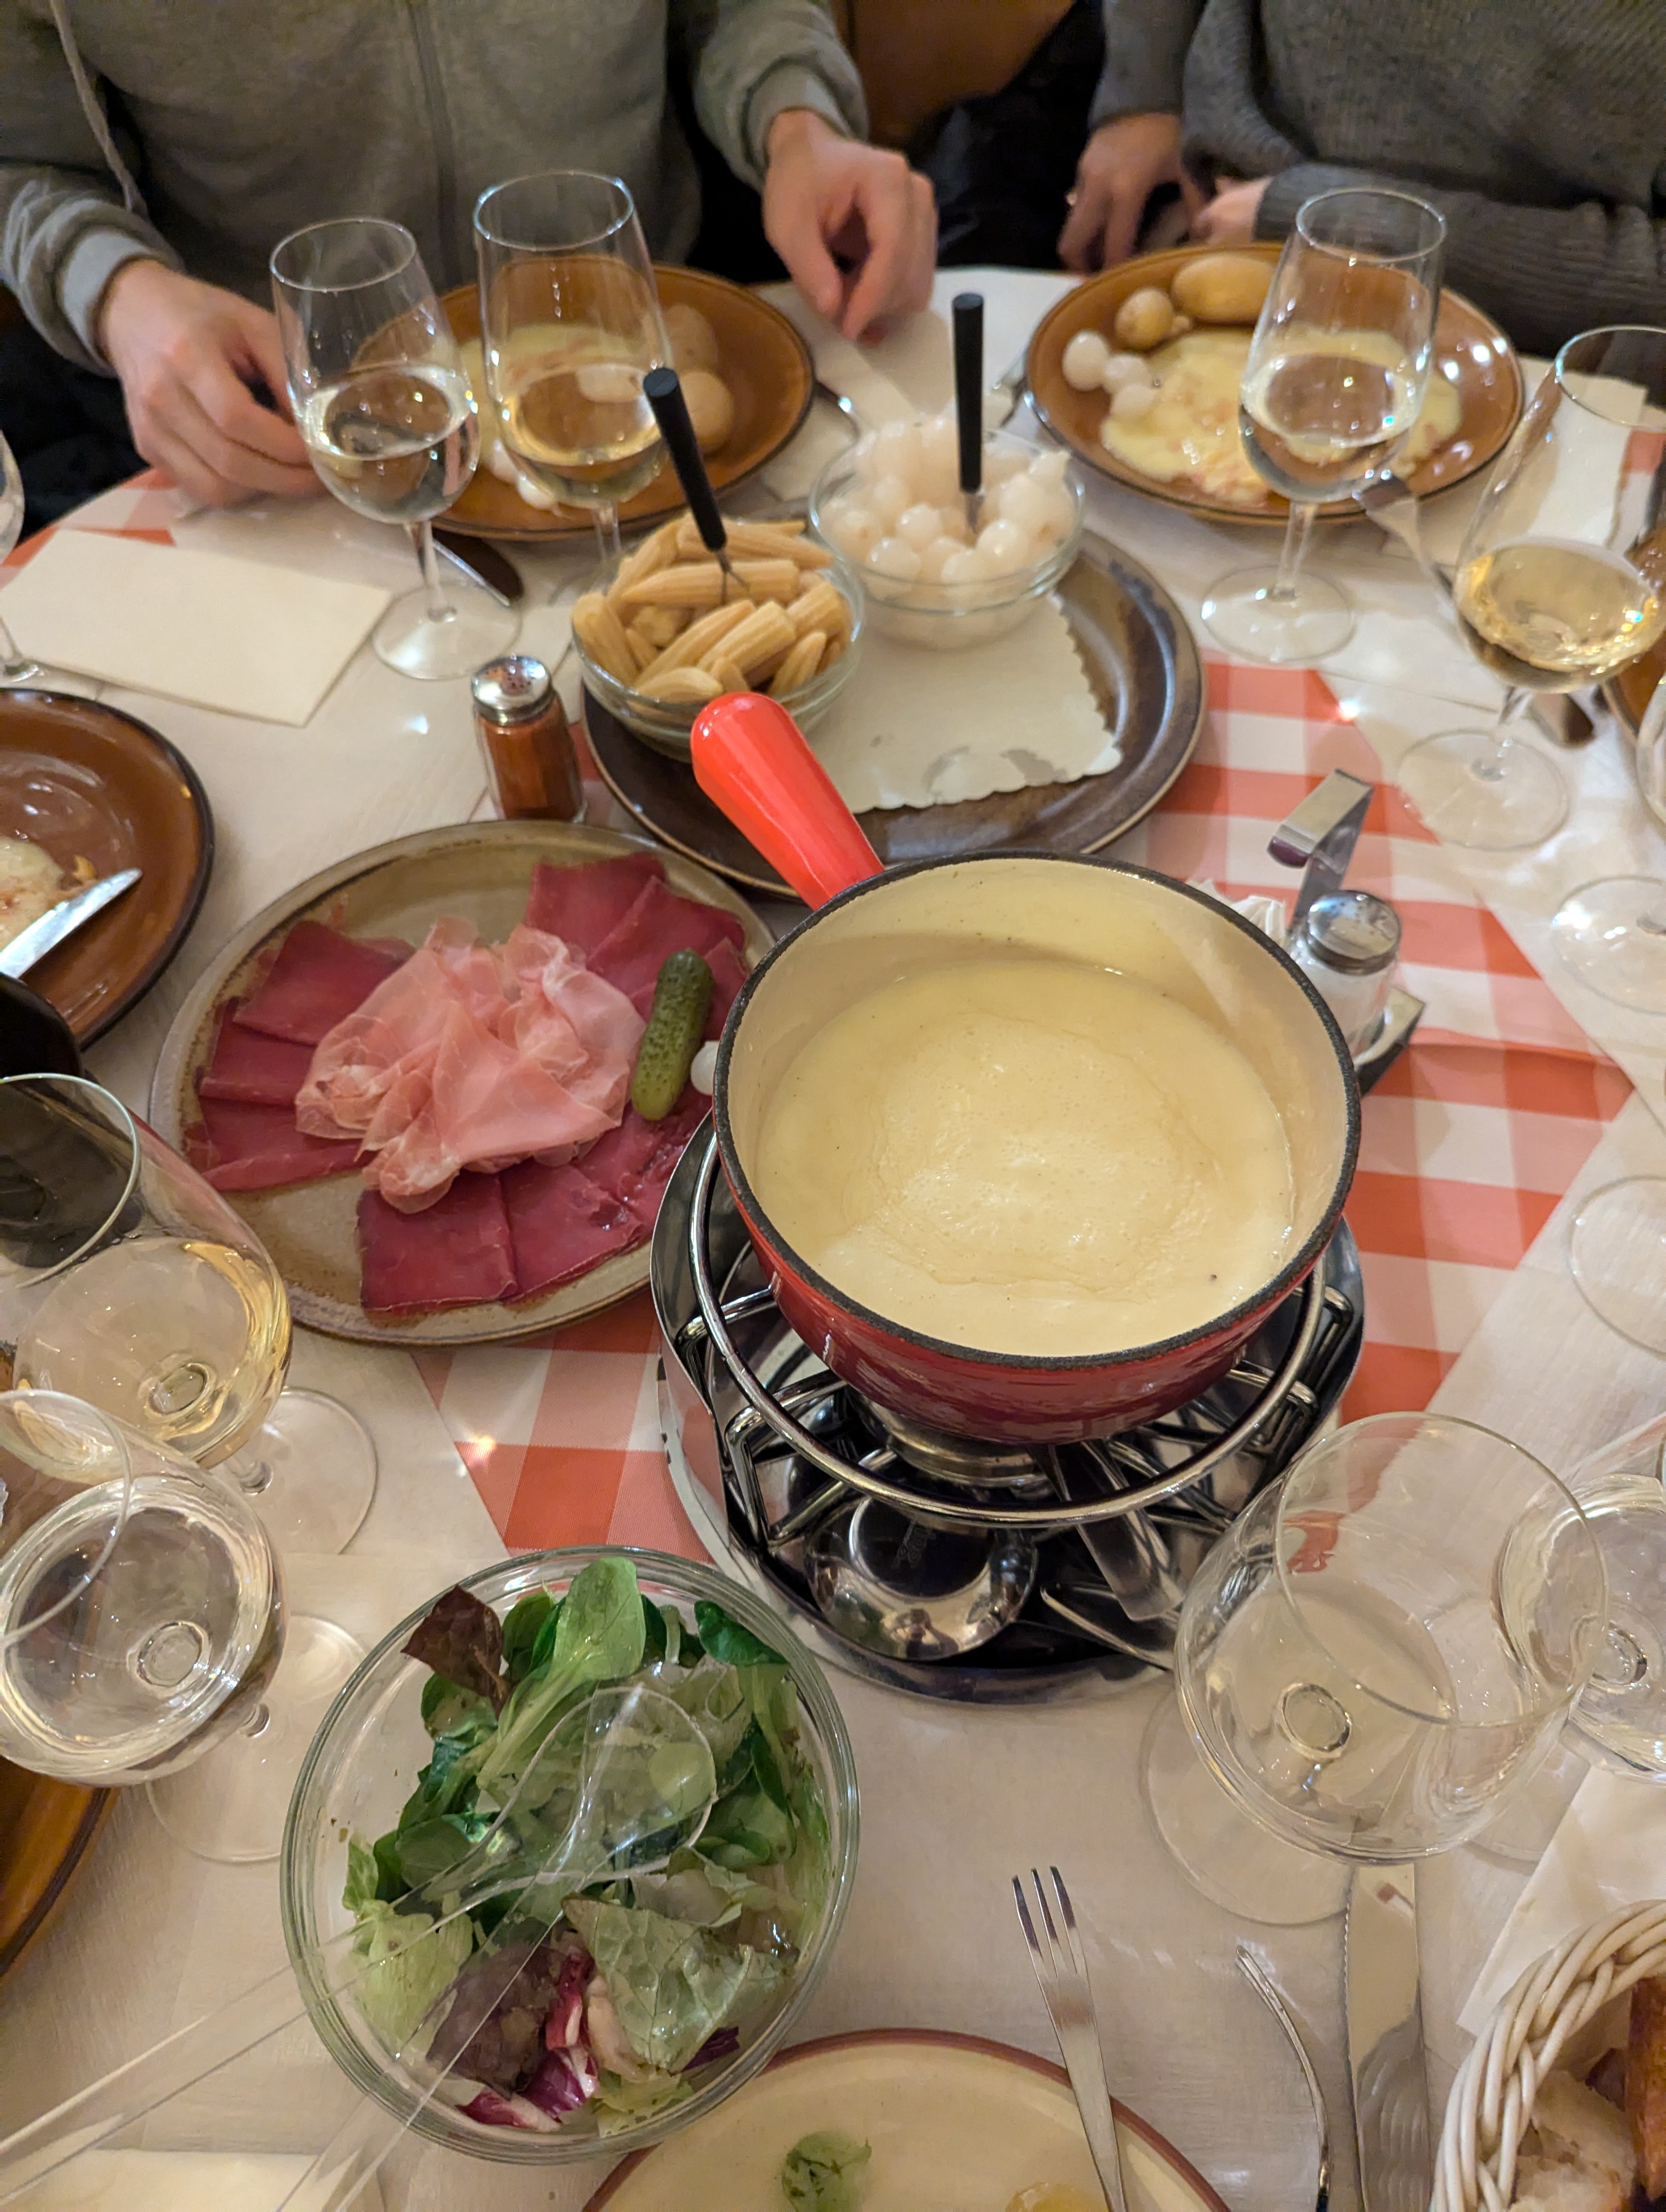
top-left (472, 654), bottom-right (584, 821)
top-left (1290, 890), bottom-right (1400, 1054)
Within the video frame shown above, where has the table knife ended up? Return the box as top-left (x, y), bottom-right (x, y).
top-left (1345, 1863), bottom-right (1431, 2212)
top-left (0, 867), bottom-right (141, 979)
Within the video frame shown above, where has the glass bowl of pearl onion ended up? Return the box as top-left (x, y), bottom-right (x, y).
top-left (809, 418), bottom-right (1084, 651)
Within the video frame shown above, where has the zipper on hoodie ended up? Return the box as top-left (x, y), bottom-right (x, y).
top-left (403, 0), bottom-right (459, 284)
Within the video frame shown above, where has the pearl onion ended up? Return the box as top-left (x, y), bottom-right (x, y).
top-left (830, 504), bottom-right (881, 562)
top-left (869, 535), bottom-right (923, 582)
top-left (1028, 447), bottom-right (1070, 487)
top-left (940, 545), bottom-right (997, 584)
top-left (995, 472), bottom-right (1056, 534)
top-left (1101, 353), bottom-right (1153, 394)
top-left (850, 430), bottom-right (877, 475)
top-left (1062, 331), bottom-right (1112, 391)
top-left (1111, 381), bottom-right (1158, 421)
top-left (870, 419), bottom-right (922, 486)
top-left (1026, 485), bottom-right (1078, 546)
top-left (976, 518), bottom-right (1034, 575)
top-left (917, 414), bottom-right (962, 504)
top-left (935, 504), bottom-right (971, 543)
top-left (917, 535), bottom-right (964, 582)
top-left (897, 501), bottom-right (944, 550)
top-left (867, 473), bottom-right (913, 530)
top-left (983, 445), bottom-right (1027, 486)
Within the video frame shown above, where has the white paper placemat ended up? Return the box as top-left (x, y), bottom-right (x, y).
top-left (0, 533), bottom-right (389, 725)
top-left (806, 600), bottom-right (1118, 811)
top-left (12, 2147), bottom-right (382, 2210)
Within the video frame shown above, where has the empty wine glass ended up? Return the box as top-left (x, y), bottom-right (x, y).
top-left (1142, 1412), bottom-right (1606, 1924)
top-left (0, 1074), bottom-right (376, 1553)
top-left (473, 170), bottom-right (669, 557)
top-left (1554, 672), bottom-right (1666, 1009)
top-left (271, 216), bottom-right (518, 681)
top-left (0, 430), bottom-right (40, 688)
top-left (1201, 188), bottom-right (1446, 665)
top-left (1401, 326), bottom-right (1666, 851)
top-left (0, 1387), bottom-right (360, 1861)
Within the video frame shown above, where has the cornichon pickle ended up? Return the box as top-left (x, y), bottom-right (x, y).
top-left (630, 950), bottom-right (715, 1120)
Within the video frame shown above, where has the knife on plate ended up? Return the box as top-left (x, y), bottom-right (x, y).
top-left (1345, 1863), bottom-right (1431, 2212)
top-left (0, 867), bottom-right (141, 979)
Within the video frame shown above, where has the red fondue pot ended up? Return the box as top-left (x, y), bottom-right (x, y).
top-left (689, 693), bottom-right (1360, 1443)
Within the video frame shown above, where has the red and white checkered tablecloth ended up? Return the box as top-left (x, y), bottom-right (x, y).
top-left (4, 479), bottom-right (1630, 1557)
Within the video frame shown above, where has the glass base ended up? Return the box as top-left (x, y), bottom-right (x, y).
top-left (1200, 564), bottom-right (1355, 665)
top-left (0, 661), bottom-right (40, 688)
top-left (373, 578), bottom-right (518, 680)
top-left (146, 1616), bottom-right (363, 1862)
top-left (1552, 878), bottom-right (1666, 1011)
top-left (1398, 727), bottom-right (1568, 850)
top-left (222, 1389), bottom-right (377, 1554)
top-left (1569, 1179), bottom-right (1666, 1358)
top-left (1140, 1696), bottom-right (1350, 1925)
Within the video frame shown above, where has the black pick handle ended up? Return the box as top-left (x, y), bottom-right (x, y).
top-left (952, 292), bottom-right (984, 498)
top-left (644, 365), bottom-right (726, 555)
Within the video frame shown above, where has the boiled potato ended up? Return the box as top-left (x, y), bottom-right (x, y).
top-left (1113, 286), bottom-right (1175, 352)
top-left (681, 367), bottom-right (736, 451)
top-left (1171, 252), bottom-right (1273, 324)
top-left (663, 301), bottom-right (720, 374)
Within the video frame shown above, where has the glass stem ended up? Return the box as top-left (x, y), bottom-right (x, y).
top-left (0, 609), bottom-right (33, 679)
top-left (1472, 686), bottom-right (1524, 781)
top-left (414, 518), bottom-right (451, 625)
top-left (1271, 499), bottom-right (1318, 602)
top-left (592, 502), bottom-right (622, 560)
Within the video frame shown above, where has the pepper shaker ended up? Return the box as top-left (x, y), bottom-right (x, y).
top-left (472, 654), bottom-right (584, 821)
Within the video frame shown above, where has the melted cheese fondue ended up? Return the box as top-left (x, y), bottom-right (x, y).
top-left (750, 956), bottom-right (1295, 1358)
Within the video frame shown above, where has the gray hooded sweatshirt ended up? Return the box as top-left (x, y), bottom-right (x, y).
top-left (0, 0), bottom-right (865, 373)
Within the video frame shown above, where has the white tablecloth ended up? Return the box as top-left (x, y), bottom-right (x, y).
top-left (3, 267), bottom-right (1664, 2212)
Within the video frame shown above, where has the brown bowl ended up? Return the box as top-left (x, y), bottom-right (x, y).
top-left (0, 1760), bottom-right (110, 1981)
top-left (1606, 642), bottom-right (1665, 737)
top-left (1028, 241), bottom-right (1524, 525)
top-left (439, 268), bottom-right (812, 543)
top-left (0, 689), bottom-right (212, 1042)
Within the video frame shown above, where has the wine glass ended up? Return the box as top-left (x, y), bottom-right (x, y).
top-left (1558, 1414), bottom-right (1666, 1778)
top-left (270, 216), bottom-right (518, 681)
top-left (473, 169), bottom-right (669, 557)
top-left (1201, 188), bottom-right (1447, 666)
top-left (1401, 326), bottom-right (1666, 851)
top-left (0, 1387), bottom-right (360, 1861)
top-left (0, 430), bottom-right (40, 688)
top-left (0, 1073), bottom-right (376, 1553)
top-left (1141, 1412), bottom-right (1606, 1925)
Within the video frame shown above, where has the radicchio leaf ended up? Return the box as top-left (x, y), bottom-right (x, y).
top-left (685, 2025), bottom-right (740, 2070)
top-left (402, 1585), bottom-right (507, 1712)
top-left (461, 2087), bottom-right (561, 2132)
top-left (522, 2041), bottom-right (599, 2119)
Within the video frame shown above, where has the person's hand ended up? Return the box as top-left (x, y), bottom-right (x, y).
top-left (1059, 113), bottom-right (1204, 272)
top-left (762, 108), bottom-right (937, 343)
top-left (98, 260), bottom-right (322, 507)
top-left (1191, 176), bottom-right (1271, 248)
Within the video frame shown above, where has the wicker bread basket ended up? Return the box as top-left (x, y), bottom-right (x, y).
top-left (1436, 1901), bottom-right (1666, 2212)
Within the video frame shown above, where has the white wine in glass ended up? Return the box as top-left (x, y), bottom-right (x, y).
top-left (0, 430), bottom-right (38, 687)
top-left (271, 216), bottom-right (518, 681)
top-left (0, 1075), bottom-right (376, 1553)
top-left (474, 170), bottom-right (670, 554)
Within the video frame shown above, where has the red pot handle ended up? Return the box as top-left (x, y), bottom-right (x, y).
top-left (689, 692), bottom-right (882, 909)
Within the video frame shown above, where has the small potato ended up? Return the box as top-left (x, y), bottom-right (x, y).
top-left (663, 302), bottom-right (720, 375)
top-left (1171, 252), bottom-right (1272, 324)
top-left (681, 368), bottom-right (736, 452)
top-left (1113, 287), bottom-right (1175, 352)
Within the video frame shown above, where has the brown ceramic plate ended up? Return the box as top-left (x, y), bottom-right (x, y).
top-left (587, 2029), bottom-right (1229, 2212)
top-left (148, 820), bottom-right (770, 1347)
top-left (1029, 241), bottom-right (1523, 525)
top-left (0, 1761), bottom-right (110, 1982)
top-left (439, 269), bottom-right (812, 543)
top-left (584, 529), bottom-right (1205, 895)
top-left (1605, 642), bottom-right (1663, 737)
top-left (0, 689), bottom-right (212, 1043)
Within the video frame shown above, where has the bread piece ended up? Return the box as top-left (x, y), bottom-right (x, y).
top-left (1511, 2152), bottom-right (1625, 2212)
top-left (1537, 2070), bottom-right (1637, 2188)
top-left (1629, 1976), bottom-right (1666, 2196)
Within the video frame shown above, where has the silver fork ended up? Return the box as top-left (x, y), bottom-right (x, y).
top-left (1237, 1946), bottom-right (1331, 2212)
top-left (1013, 1868), bottom-right (1130, 2212)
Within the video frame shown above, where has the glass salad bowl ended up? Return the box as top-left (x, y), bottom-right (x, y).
top-left (280, 1547), bottom-right (859, 2165)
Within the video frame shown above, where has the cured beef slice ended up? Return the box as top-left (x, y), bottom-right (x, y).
top-left (233, 921), bottom-right (411, 1045)
top-left (587, 878), bottom-right (745, 1005)
top-left (501, 1160), bottom-right (646, 1299)
top-left (189, 1097), bottom-right (362, 1191)
top-left (523, 853), bottom-right (664, 959)
top-left (357, 1173), bottom-right (518, 1314)
top-left (579, 1090), bottom-right (709, 1230)
top-left (197, 1010), bottom-right (316, 1107)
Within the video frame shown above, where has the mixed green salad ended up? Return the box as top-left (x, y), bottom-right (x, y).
top-left (344, 1557), bottom-right (831, 2137)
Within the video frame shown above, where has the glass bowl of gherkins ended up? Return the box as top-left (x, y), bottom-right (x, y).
top-left (571, 509), bottom-right (863, 761)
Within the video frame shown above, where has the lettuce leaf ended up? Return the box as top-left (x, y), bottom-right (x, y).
top-left (592, 2067), bottom-right (695, 2137)
top-left (474, 1558), bottom-right (646, 1803)
top-left (345, 1875), bottom-right (475, 2055)
top-left (565, 1899), bottom-right (787, 2073)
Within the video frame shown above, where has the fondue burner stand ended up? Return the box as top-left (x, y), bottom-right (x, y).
top-left (652, 1129), bottom-right (1364, 1705)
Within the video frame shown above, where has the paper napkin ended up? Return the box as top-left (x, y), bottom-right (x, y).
top-left (0, 532), bottom-right (390, 725)
top-left (11, 2148), bottom-right (382, 2210)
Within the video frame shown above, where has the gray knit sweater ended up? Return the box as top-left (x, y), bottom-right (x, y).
top-left (0, 0), bottom-right (864, 373)
top-left (1092, 0), bottom-right (1666, 355)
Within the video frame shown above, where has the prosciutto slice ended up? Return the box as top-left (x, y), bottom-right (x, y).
top-left (358, 1174), bottom-right (517, 1314)
top-left (586, 878), bottom-right (746, 1005)
top-left (232, 922), bottom-right (411, 1045)
top-left (501, 1161), bottom-right (645, 1299)
top-left (578, 1090), bottom-right (709, 1230)
top-left (523, 852), bottom-right (664, 958)
top-left (188, 1098), bottom-right (361, 1191)
top-left (197, 1013), bottom-right (316, 1107)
